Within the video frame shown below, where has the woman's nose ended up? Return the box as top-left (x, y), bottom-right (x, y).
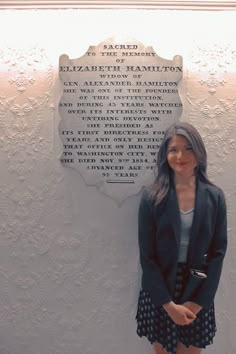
top-left (176, 150), bottom-right (183, 159)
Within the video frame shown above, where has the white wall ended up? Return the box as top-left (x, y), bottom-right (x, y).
top-left (0, 8), bottom-right (235, 354)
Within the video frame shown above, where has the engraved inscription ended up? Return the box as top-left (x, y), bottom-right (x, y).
top-left (58, 38), bottom-right (183, 201)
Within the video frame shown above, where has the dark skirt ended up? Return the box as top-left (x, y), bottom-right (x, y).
top-left (136, 263), bottom-right (216, 354)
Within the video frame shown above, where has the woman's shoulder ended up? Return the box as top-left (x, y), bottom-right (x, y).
top-left (140, 185), bottom-right (153, 203)
top-left (203, 181), bottom-right (226, 204)
top-left (204, 181), bottom-right (224, 194)
top-left (140, 185), bottom-right (167, 211)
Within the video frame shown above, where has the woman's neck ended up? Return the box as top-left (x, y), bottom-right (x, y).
top-left (174, 173), bottom-right (196, 187)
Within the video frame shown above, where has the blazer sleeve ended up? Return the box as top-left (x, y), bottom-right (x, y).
top-left (192, 189), bottom-right (228, 308)
top-left (138, 190), bottom-right (172, 307)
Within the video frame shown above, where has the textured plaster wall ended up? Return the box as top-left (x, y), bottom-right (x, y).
top-left (0, 8), bottom-right (236, 354)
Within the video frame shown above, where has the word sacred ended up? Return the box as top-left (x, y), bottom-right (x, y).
top-left (60, 65), bottom-right (182, 73)
top-left (103, 44), bottom-right (138, 49)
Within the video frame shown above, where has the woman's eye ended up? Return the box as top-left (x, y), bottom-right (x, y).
top-left (186, 146), bottom-right (193, 151)
top-left (168, 148), bottom-right (176, 153)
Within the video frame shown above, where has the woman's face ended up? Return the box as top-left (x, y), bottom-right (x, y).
top-left (167, 135), bottom-right (197, 177)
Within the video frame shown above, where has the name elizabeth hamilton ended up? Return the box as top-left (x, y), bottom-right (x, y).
top-left (60, 65), bottom-right (182, 73)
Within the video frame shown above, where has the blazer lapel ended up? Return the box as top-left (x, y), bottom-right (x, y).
top-left (166, 185), bottom-right (181, 245)
top-left (187, 180), bottom-right (207, 261)
top-left (166, 180), bottom-right (207, 257)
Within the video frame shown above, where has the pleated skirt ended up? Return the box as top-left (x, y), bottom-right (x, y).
top-left (136, 263), bottom-right (216, 354)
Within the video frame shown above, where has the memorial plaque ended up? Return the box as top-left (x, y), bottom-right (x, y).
top-left (59, 38), bottom-right (183, 203)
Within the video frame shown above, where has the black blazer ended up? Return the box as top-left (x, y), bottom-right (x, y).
top-left (138, 179), bottom-right (227, 309)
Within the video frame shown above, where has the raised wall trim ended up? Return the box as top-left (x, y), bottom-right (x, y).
top-left (1, 0), bottom-right (236, 10)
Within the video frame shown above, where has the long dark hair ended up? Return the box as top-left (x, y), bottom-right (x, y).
top-left (149, 122), bottom-right (213, 205)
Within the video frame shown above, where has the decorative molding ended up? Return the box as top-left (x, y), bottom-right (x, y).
top-left (1, 0), bottom-right (236, 10)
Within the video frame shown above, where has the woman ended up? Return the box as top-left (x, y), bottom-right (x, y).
top-left (136, 122), bottom-right (227, 354)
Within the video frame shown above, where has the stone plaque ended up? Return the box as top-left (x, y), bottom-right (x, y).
top-left (59, 38), bottom-right (183, 203)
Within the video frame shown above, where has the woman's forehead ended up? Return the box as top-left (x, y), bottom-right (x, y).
top-left (168, 135), bottom-right (190, 146)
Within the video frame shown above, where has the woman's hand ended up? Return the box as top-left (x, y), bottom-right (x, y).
top-left (182, 301), bottom-right (202, 315)
top-left (163, 301), bottom-right (196, 325)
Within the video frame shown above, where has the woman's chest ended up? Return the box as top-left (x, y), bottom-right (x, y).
top-left (175, 186), bottom-right (195, 212)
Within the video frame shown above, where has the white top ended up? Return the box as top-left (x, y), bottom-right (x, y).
top-left (178, 208), bottom-right (194, 263)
